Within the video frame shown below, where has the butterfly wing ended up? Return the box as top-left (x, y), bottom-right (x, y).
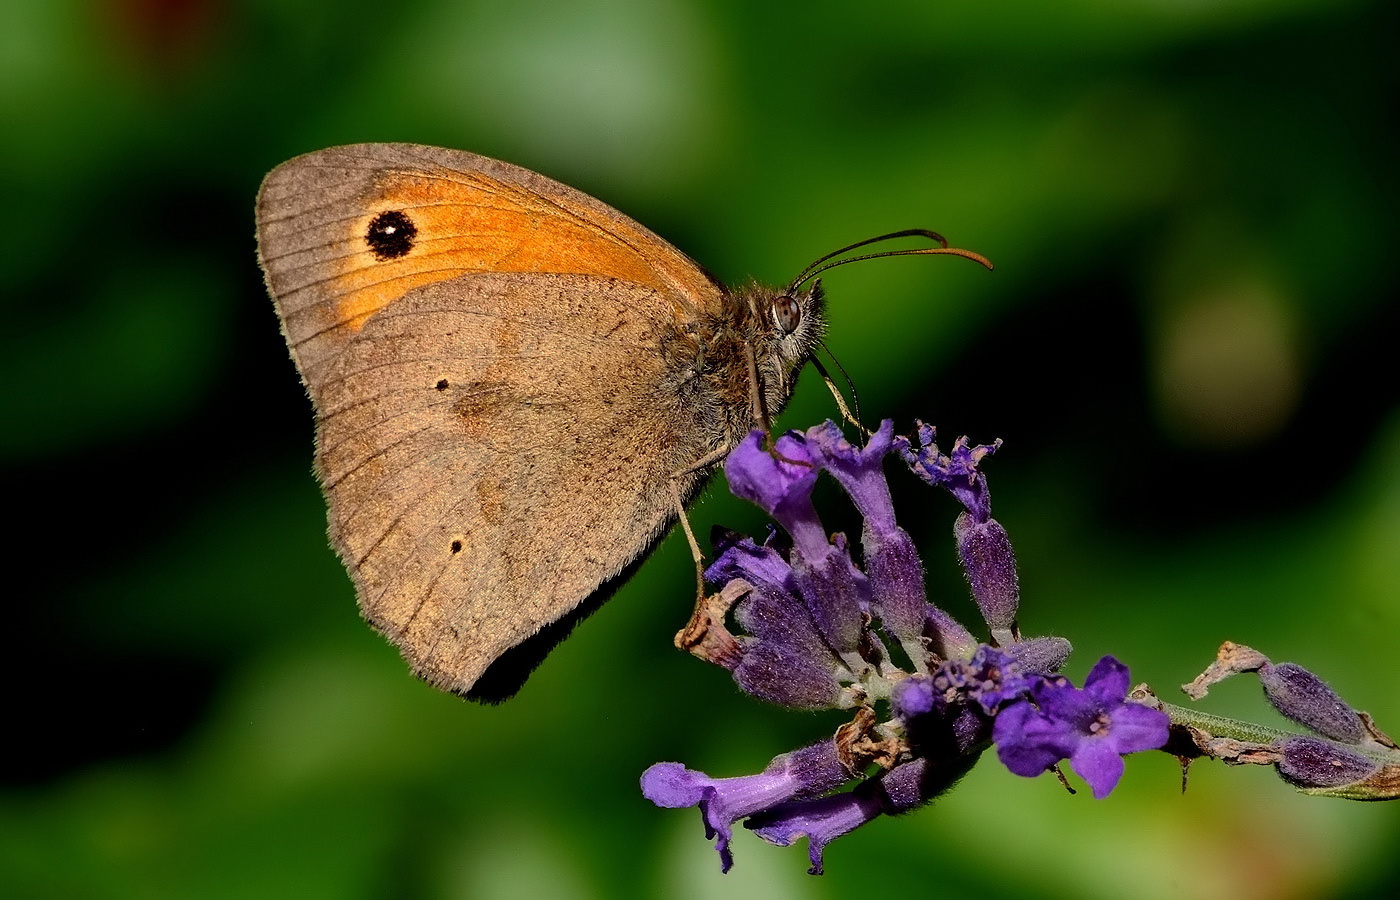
top-left (256, 144), bottom-right (725, 696)
top-left (257, 143), bottom-right (723, 394)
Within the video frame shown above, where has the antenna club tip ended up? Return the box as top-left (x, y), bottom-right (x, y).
top-left (948, 247), bottom-right (995, 271)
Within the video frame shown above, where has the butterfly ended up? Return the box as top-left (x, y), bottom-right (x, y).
top-left (255, 143), bottom-right (989, 701)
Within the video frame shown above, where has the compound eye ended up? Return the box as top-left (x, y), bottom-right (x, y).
top-left (771, 294), bottom-right (802, 334)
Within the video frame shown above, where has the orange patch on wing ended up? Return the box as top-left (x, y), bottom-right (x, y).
top-left (329, 172), bottom-right (687, 332)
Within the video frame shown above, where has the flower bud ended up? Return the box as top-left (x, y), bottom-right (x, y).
top-left (1275, 736), bottom-right (1380, 790)
top-left (954, 511), bottom-right (1019, 637)
top-left (863, 522), bottom-right (929, 651)
top-left (733, 641), bottom-right (843, 709)
top-left (892, 674), bottom-right (938, 720)
top-left (1260, 662), bottom-right (1365, 744)
top-left (924, 605), bottom-right (978, 661)
top-left (1006, 636), bottom-right (1073, 675)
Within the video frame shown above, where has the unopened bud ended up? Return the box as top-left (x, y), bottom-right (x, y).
top-left (1275, 736), bottom-right (1380, 792)
top-left (924, 605), bottom-right (978, 662)
top-left (1260, 662), bottom-right (1365, 745)
top-left (733, 642), bottom-right (843, 709)
top-left (954, 511), bottom-right (1019, 638)
top-left (864, 522), bottom-right (929, 649)
top-left (1006, 636), bottom-right (1073, 675)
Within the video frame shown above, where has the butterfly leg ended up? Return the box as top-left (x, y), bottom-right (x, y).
top-left (668, 443), bottom-right (730, 578)
top-left (665, 444), bottom-right (732, 657)
top-left (667, 452), bottom-right (749, 667)
top-left (670, 475), bottom-right (708, 600)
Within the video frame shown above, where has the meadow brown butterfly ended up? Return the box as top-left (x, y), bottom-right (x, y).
top-left (255, 143), bottom-right (989, 701)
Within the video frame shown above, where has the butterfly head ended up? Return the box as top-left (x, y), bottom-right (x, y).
top-left (731, 279), bottom-right (827, 427)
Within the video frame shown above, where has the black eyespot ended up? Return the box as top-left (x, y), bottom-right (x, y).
top-left (771, 294), bottom-right (802, 334)
top-left (450, 540), bottom-right (463, 554)
top-left (366, 210), bottom-right (417, 260)
top-left (435, 379), bottom-right (449, 391)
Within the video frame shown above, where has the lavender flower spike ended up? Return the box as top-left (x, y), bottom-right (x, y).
top-left (994, 656), bottom-right (1169, 798)
top-left (645, 415), bottom-right (1175, 875)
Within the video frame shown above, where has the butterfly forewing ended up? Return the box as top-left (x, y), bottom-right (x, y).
top-left (256, 143), bottom-right (723, 393)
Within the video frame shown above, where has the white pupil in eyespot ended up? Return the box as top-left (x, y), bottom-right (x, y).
top-left (773, 296), bottom-right (801, 334)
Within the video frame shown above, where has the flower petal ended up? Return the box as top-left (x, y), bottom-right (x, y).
top-left (725, 430), bottom-right (828, 559)
top-left (1082, 656), bottom-right (1130, 706)
top-left (746, 791), bottom-right (881, 876)
top-left (1104, 702), bottom-right (1171, 755)
top-left (1070, 738), bottom-right (1128, 799)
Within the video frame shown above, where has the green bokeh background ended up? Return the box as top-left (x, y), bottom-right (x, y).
top-left (4, 1), bottom-right (1398, 897)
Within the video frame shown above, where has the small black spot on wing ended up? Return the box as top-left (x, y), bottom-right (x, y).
top-left (366, 210), bottom-right (417, 260)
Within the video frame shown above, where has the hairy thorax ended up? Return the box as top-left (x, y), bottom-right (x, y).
top-left (656, 281), bottom-right (826, 460)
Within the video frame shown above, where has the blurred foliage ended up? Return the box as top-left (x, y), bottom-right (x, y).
top-left (2, 0), bottom-right (1397, 897)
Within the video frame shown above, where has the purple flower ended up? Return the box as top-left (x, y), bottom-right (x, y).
top-left (808, 420), bottom-right (931, 659)
top-left (961, 645), bottom-right (1032, 713)
top-left (745, 787), bottom-right (880, 875)
top-left (640, 741), bottom-right (848, 872)
top-left (806, 419), bottom-right (897, 531)
top-left (724, 430), bottom-right (827, 559)
top-left (896, 423), bottom-right (1001, 523)
top-left (994, 656), bottom-right (1169, 798)
top-left (746, 759), bottom-right (932, 875)
top-left (641, 417), bottom-right (1149, 875)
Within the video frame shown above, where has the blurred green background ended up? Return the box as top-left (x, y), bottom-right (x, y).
top-left (3, 0), bottom-right (1397, 897)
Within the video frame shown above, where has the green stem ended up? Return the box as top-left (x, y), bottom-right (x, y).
top-left (1156, 701), bottom-right (1291, 744)
top-left (1159, 700), bottom-right (1400, 769)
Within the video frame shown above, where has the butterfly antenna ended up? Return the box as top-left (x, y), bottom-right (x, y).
top-left (811, 341), bottom-right (866, 437)
top-left (787, 228), bottom-right (992, 292)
